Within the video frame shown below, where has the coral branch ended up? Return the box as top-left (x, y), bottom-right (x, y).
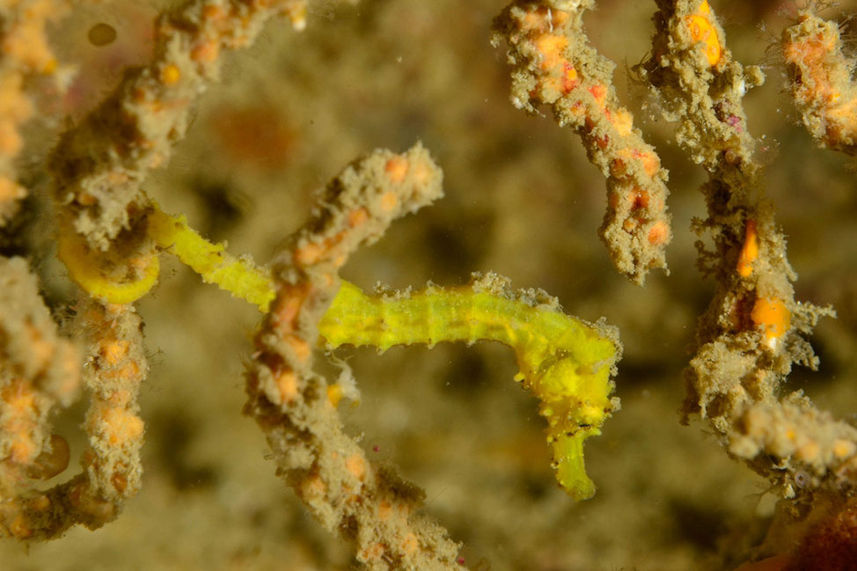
top-left (493, 0), bottom-right (672, 284)
top-left (641, 0), bottom-right (854, 498)
top-left (245, 143), bottom-right (463, 568)
top-left (0, 0), bottom-right (69, 224)
top-left (0, 297), bottom-right (148, 540)
top-left (48, 0), bottom-right (309, 250)
top-left (783, 10), bottom-right (857, 156)
top-left (0, 257), bottom-right (80, 539)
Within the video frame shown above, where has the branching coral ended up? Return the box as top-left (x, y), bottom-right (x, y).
top-left (2, 0), bottom-right (857, 568)
top-left (493, 0), bottom-right (672, 284)
top-left (2, 0), bottom-right (623, 564)
top-left (493, 0), bottom-right (857, 500)
top-left (637, 0), bottom-right (855, 499)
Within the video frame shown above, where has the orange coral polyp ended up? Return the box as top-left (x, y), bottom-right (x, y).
top-left (160, 64), bottom-right (181, 85)
top-left (751, 297), bottom-right (791, 343)
top-left (736, 220), bottom-right (758, 278)
top-left (98, 407), bottom-right (144, 446)
top-left (686, 1), bottom-right (721, 67)
top-left (99, 340), bottom-right (131, 366)
top-left (647, 220), bottom-right (670, 246)
top-left (534, 33), bottom-right (568, 73)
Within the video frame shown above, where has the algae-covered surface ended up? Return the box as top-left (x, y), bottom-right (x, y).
top-left (4, 0), bottom-right (857, 568)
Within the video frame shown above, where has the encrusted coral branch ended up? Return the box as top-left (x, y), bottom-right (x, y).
top-left (640, 0), bottom-right (855, 498)
top-left (0, 0), bottom-right (69, 224)
top-left (0, 295), bottom-right (148, 540)
top-left (245, 144), bottom-right (463, 568)
top-left (0, 257), bottom-right (80, 538)
top-left (493, 0), bottom-right (671, 284)
top-left (49, 0), bottom-right (309, 251)
top-left (783, 10), bottom-right (857, 156)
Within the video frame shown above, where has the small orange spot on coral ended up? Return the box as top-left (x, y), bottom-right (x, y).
top-left (274, 295), bottom-right (302, 333)
top-left (736, 219), bottom-right (758, 278)
top-left (401, 532), bottom-right (419, 554)
top-left (3, 380), bottom-right (36, 415)
top-left (348, 208), bottom-right (368, 228)
top-left (385, 156), bottom-right (409, 182)
top-left (751, 297), bottom-right (791, 347)
top-left (377, 499), bottom-right (392, 520)
top-left (796, 440), bottom-right (820, 463)
top-left (283, 335), bottom-right (311, 363)
top-left (611, 109), bottom-right (633, 137)
top-left (0, 118), bottom-right (23, 155)
top-left (411, 158), bottom-right (434, 185)
top-left (301, 474), bottom-right (326, 499)
top-left (833, 439), bottom-right (856, 459)
top-left (380, 191), bottom-right (398, 212)
top-left (111, 472), bottom-right (129, 494)
top-left (360, 542), bottom-right (386, 562)
top-left (202, 4), bottom-right (226, 21)
top-left (9, 437), bottom-right (37, 465)
top-left (10, 514), bottom-right (32, 539)
top-left (160, 63), bottom-right (181, 85)
top-left (345, 453), bottom-right (366, 481)
top-left (0, 177), bottom-right (24, 203)
top-left (101, 408), bottom-right (144, 446)
top-left (636, 150), bottom-right (661, 177)
top-left (327, 384), bottom-right (343, 407)
top-left (294, 242), bottom-right (324, 266)
top-left (561, 63), bottom-right (579, 94)
top-left (588, 83), bottom-right (607, 106)
top-left (100, 339), bottom-right (131, 365)
top-left (131, 87), bottom-right (148, 104)
top-left (609, 158), bottom-right (628, 178)
top-left (105, 389), bottom-right (133, 409)
top-left (74, 191), bottom-right (96, 206)
top-left (30, 494), bottom-right (51, 511)
top-left (191, 40), bottom-right (220, 63)
top-left (117, 361), bottom-right (140, 380)
top-left (647, 220), bottom-right (670, 245)
top-left (686, 0), bottom-right (722, 67)
top-left (277, 370), bottom-right (299, 404)
top-left (533, 33), bottom-right (568, 73)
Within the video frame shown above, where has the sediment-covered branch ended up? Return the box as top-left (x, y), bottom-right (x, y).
top-left (493, 0), bottom-right (672, 284)
top-left (0, 293), bottom-right (148, 540)
top-left (0, 257), bottom-right (80, 539)
top-left (49, 0), bottom-right (309, 250)
top-left (245, 144), bottom-right (463, 568)
top-left (783, 10), bottom-right (857, 156)
top-left (0, 0), bottom-right (69, 224)
top-left (640, 0), bottom-right (855, 498)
